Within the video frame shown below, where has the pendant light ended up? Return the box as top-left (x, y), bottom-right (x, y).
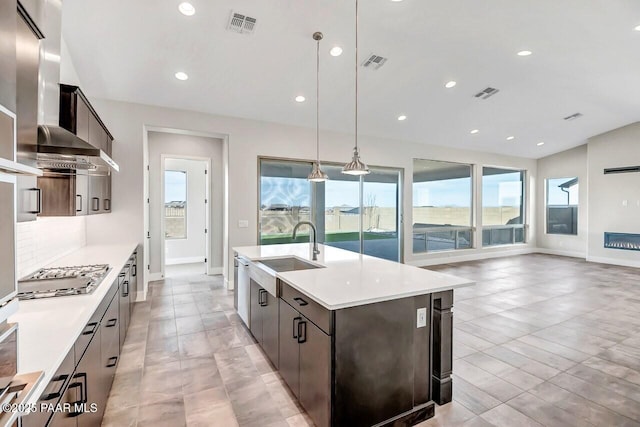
top-left (308, 32), bottom-right (329, 182)
top-left (342, 0), bottom-right (370, 176)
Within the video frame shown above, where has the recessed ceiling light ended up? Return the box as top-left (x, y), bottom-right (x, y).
top-left (178, 2), bottom-right (195, 16)
top-left (470, 129), bottom-right (479, 134)
top-left (506, 136), bottom-right (515, 141)
top-left (445, 81), bottom-right (457, 89)
top-left (390, 0), bottom-right (404, 2)
top-left (517, 50), bottom-right (532, 56)
top-left (174, 71), bottom-right (188, 80)
top-left (537, 142), bottom-right (545, 146)
top-left (634, 25), bottom-right (640, 31)
top-left (295, 95), bottom-right (306, 103)
top-left (397, 115), bottom-right (407, 121)
top-left (330, 46), bottom-right (343, 57)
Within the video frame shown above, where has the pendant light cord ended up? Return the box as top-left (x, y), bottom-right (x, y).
top-left (354, 0), bottom-right (359, 152)
top-left (316, 35), bottom-right (320, 163)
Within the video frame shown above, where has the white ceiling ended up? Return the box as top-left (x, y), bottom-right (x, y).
top-left (61, 0), bottom-right (640, 159)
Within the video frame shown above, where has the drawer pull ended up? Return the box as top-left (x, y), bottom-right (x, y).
top-left (259, 289), bottom-right (268, 306)
top-left (82, 322), bottom-right (98, 335)
top-left (106, 356), bottom-right (118, 368)
top-left (293, 297), bottom-right (308, 306)
top-left (42, 374), bottom-right (69, 401)
top-left (68, 372), bottom-right (87, 417)
top-left (105, 318), bottom-right (117, 328)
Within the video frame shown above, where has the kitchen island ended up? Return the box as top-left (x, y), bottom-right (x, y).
top-left (233, 243), bottom-right (473, 427)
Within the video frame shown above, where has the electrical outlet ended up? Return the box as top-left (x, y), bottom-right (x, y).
top-left (238, 220), bottom-right (249, 228)
top-left (417, 307), bottom-right (427, 328)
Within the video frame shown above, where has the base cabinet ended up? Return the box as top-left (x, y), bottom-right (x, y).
top-left (21, 249), bottom-right (138, 427)
top-left (278, 299), bottom-right (331, 427)
top-left (249, 280), bottom-right (279, 368)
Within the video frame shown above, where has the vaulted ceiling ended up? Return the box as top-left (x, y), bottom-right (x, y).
top-left (62, 0), bottom-right (640, 159)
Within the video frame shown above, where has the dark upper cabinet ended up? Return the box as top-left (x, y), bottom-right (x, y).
top-left (59, 84), bottom-right (113, 152)
top-left (0, 0), bottom-right (17, 113)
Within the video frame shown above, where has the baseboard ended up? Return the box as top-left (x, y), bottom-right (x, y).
top-left (208, 267), bottom-right (223, 275)
top-left (165, 256), bottom-right (205, 265)
top-left (147, 272), bottom-right (164, 282)
top-left (535, 248), bottom-right (586, 259)
top-left (226, 278), bottom-right (234, 291)
top-left (586, 256), bottom-right (640, 269)
top-left (407, 247), bottom-right (536, 267)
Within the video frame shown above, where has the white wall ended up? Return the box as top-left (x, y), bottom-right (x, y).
top-left (85, 98), bottom-right (538, 292)
top-left (163, 158), bottom-right (207, 265)
top-left (535, 145), bottom-right (589, 257)
top-left (587, 122), bottom-right (640, 267)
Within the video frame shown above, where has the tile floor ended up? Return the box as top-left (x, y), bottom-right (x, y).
top-left (102, 254), bottom-right (640, 427)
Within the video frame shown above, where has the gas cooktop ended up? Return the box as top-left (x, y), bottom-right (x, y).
top-left (17, 264), bottom-right (110, 300)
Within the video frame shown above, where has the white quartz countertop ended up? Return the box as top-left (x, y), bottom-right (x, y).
top-left (9, 243), bottom-right (138, 405)
top-left (233, 243), bottom-right (474, 310)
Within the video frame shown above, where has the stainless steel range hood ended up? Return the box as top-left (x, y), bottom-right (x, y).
top-left (37, 125), bottom-right (119, 171)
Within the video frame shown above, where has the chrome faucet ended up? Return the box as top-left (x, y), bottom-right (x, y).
top-left (292, 221), bottom-right (320, 260)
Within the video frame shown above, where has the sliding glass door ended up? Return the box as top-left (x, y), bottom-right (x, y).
top-left (362, 168), bottom-right (401, 261)
top-left (259, 159), bottom-right (402, 262)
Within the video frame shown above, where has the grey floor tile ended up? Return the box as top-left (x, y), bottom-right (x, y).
top-left (506, 392), bottom-right (596, 427)
top-left (480, 404), bottom-right (543, 427)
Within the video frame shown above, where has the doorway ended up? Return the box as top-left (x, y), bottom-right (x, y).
top-left (162, 157), bottom-right (210, 278)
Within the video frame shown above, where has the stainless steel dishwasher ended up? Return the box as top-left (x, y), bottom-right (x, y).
top-left (235, 256), bottom-right (251, 327)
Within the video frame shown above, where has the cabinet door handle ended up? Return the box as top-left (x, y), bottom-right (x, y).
top-left (104, 198), bottom-right (111, 211)
top-left (82, 322), bottom-right (98, 335)
top-left (123, 280), bottom-right (129, 297)
top-left (28, 188), bottom-right (41, 214)
top-left (297, 320), bottom-right (307, 344)
top-left (76, 194), bottom-right (83, 212)
top-left (293, 297), bottom-right (308, 306)
top-left (42, 374), bottom-right (69, 401)
top-left (68, 372), bottom-right (87, 417)
top-left (106, 356), bottom-right (118, 368)
top-left (259, 289), bottom-right (268, 307)
top-left (105, 318), bottom-right (117, 328)
top-left (91, 197), bottom-right (100, 211)
top-left (293, 316), bottom-right (301, 339)
top-left (132, 263), bottom-right (137, 277)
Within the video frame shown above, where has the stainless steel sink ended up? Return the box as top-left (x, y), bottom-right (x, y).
top-left (258, 257), bottom-right (322, 273)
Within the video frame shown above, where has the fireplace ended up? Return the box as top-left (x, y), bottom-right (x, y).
top-left (604, 232), bottom-right (640, 251)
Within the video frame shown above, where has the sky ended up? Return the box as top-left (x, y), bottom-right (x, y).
top-left (165, 170), bottom-right (187, 203)
top-left (547, 177), bottom-right (579, 205)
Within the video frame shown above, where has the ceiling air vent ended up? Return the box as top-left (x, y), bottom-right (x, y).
top-left (474, 87), bottom-right (500, 100)
top-left (563, 112), bottom-right (583, 121)
top-left (361, 54), bottom-right (388, 70)
top-left (604, 166), bottom-right (640, 175)
top-left (227, 11), bottom-right (257, 34)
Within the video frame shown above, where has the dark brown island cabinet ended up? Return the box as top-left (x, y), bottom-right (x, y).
top-left (246, 276), bottom-right (454, 427)
top-left (21, 250), bottom-right (138, 427)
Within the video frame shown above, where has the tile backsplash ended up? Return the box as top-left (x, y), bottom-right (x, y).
top-left (16, 216), bottom-right (87, 278)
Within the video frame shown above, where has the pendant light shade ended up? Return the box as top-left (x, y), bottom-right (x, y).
top-left (342, 0), bottom-right (370, 176)
top-left (308, 31), bottom-right (328, 182)
top-left (342, 147), bottom-right (369, 175)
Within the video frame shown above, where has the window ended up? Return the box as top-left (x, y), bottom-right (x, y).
top-left (259, 159), bottom-right (312, 245)
top-left (546, 177), bottom-right (578, 235)
top-left (412, 159), bottom-right (473, 253)
top-left (482, 167), bottom-right (525, 246)
top-left (164, 170), bottom-right (187, 239)
top-left (259, 158), bottom-right (402, 261)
